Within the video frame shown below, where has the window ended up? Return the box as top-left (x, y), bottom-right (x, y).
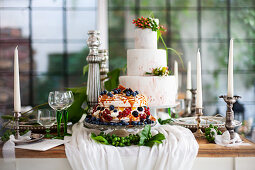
top-left (108, 0), bottom-right (255, 134)
top-left (0, 0), bottom-right (97, 115)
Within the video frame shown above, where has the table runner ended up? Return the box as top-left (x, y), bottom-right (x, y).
top-left (64, 115), bottom-right (199, 170)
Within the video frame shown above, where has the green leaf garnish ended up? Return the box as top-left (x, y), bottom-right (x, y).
top-left (91, 133), bottom-right (109, 145)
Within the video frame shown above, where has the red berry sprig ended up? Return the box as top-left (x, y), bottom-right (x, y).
top-left (132, 16), bottom-right (166, 32)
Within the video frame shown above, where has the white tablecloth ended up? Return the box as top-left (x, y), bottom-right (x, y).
top-left (64, 116), bottom-right (199, 170)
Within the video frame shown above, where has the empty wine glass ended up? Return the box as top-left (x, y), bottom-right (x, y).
top-left (172, 99), bottom-right (185, 118)
top-left (62, 91), bottom-right (74, 135)
top-left (37, 109), bottom-right (57, 138)
top-left (48, 91), bottom-right (70, 138)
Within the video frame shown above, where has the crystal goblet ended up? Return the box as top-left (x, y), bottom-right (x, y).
top-left (37, 109), bottom-right (57, 138)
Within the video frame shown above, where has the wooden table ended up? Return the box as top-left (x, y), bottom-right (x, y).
top-left (1, 138), bottom-right (255, 170)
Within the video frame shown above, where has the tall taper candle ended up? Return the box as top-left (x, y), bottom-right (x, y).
top-left (227, 39), bottom-right (234, 97)
top-left (14, 46), bottom-right (21, 112)
top-left (174, 60), bottom-right (178, 91)
top-left (186, 61), bottom-right (192, 99)
top-left (196, 49), bottom-right (203, 108)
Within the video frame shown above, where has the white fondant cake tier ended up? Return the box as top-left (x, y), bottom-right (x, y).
top-left (135, 28), bottom-right (157, 49)
top-left (127, 49), bottom-right (167, 76)
top-left (119, 76), bottom-right (177, 107)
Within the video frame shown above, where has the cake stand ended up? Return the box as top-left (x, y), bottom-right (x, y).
top-left (84, 121), bottom-right (157, 137)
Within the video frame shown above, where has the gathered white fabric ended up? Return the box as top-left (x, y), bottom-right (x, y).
top-left (64, 115), bottom-right (199, 170)
top-left (211, 129), bottom-right (251, 147)
top-left (2, 131), bottom-right (31, 160)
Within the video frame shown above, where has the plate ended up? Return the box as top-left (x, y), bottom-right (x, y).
top-left (14, 134), bottom-right (44, 145)
top-left (173, 116), bottom-right (242, 131)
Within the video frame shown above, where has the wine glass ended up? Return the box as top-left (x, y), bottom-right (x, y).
top-left (62, 91), bottom-right (74, 135)
top-left (37, 109), bottom-right (57, 138)
top-left (172, 99), bottom-right (185, 118)
top-left (48, 91), bottom-right (70, 138)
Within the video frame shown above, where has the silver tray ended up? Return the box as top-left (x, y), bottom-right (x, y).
top-left (173, 116), bottom-right (242, 130)
top-left (14, 133), bottom-right (44, 145)
top-left (84, 121), bottom-right (157, 131)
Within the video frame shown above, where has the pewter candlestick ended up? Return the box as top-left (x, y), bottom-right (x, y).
top-left (219, 95), bottom-right (241, 140)
top-left (99, 49), bottom-right (109, 91)
top-left (14, 111), bottom-right (21, 139)
top-left (86, 30), bottom-right (101, 113)
top-left (189, 89), bottom-right (197, 117)
top-left (194, 107), bottom-right (204, 138)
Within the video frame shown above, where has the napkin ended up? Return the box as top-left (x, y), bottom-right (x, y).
top-left (15, 139), bottom-right (65, 151)
top-left (211, 129), bottom-right (251, 147)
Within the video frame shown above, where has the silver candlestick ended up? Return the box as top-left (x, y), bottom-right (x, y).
top-left (99, 49), bottom-right (109, 91)
top-left (194, 107), bottom-right (204, 138)
top-left (189, 89), bottom-right (197, 117)
top-left (14, 111), bottom-right (21, 139)
top-left (219, 95), bottom-right (241, 140)
top-left (86, 30), bottom-right (101, 113)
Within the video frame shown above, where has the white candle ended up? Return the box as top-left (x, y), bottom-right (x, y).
top-left (14, 46), bottom-right (21, 112)
top-left (186, 61), bottom-right (192, 99)
top-left (196, 49), bottom-right (203, 108)
top-left (174, 60), bottom-right (178, 91)
top-left (227, 39), bottom-right (234, 97)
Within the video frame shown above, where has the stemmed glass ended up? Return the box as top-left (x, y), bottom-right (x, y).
top-left (62, 91), bottom-right (74, 135)
top-left (37, 109), bottom-right (57, 138)
top-left (48, 91), bottom-right (70, 138)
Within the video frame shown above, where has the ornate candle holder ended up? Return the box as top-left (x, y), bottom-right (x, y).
top-left (86, 30), bottom-right (101, 113)
top-left (219, 95), bottom-right (241, 140)
top-left (189, 89), bottom-right (197, 117)
top-left (182, 99), bottom-right (191, 117)
top-left (99, 49), bottom-right (109, 91)
top-left (193, 107), bottom-right (204, 138)
top-left (13, 111), bottom-right (21, 139)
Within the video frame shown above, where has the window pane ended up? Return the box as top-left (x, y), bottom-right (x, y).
top-left (140, 0), bottom-right (165, 7)
top-left (109, 10), bottom-right (126, 39)
top-left (0, 0), bottom-right (28, 7)
top-left (231, 0), bottom-right (255, 7)
top-left (67, 11), bottom-right (96, 40)
top-left (0, 42), bottom-right (30, 73)
top-left (202, 10), bottom-right (227, 39)
top-left (67, 0), bottom-right (97, 8)
top-left (109, 41), bottom-right (126, 70)
top-left (201, 0), bottom-right (227, 7)
top-left (0, 10), bottom-right (29, 38)
top-left (231, 9), bottom-right (255, 39)
top-left (32, 0), bottom-right (62, 7)
top-left (67, 43), bottom-right (88, 75)
top-left (32, 11), bottom-right (63, 40)
top-left (33, 75), bottom-right (64, 104)
top-left (0, 74), bottom-right (30, 106)
top-left (201, 42), bottom-right (228, 71)
top-left (171, 0), bottom-right (197, 7)
top-left (171, 10), bottom-right (197, 39)
top-left (32, 43), bottom-right (63, 74)
top-left (109, 0), bottom-right (135, 8)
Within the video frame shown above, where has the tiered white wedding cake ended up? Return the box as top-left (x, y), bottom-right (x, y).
top-left (119, 18), bottom-right (177, 107)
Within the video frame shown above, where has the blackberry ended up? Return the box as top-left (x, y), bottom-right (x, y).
top-left (97, 107), bottom-right (101, 110)
top-left (109, 105), bottom-right (114, 110)
top-left (137, 107), bottom-right (143, 112)
top-left (132, 111), bottom-right (139, 117)
top-left (113, 109), bottom-right (118, 112)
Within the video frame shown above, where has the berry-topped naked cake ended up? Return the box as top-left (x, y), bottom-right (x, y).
top-left (85, 85), bottom-right (156, 126)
